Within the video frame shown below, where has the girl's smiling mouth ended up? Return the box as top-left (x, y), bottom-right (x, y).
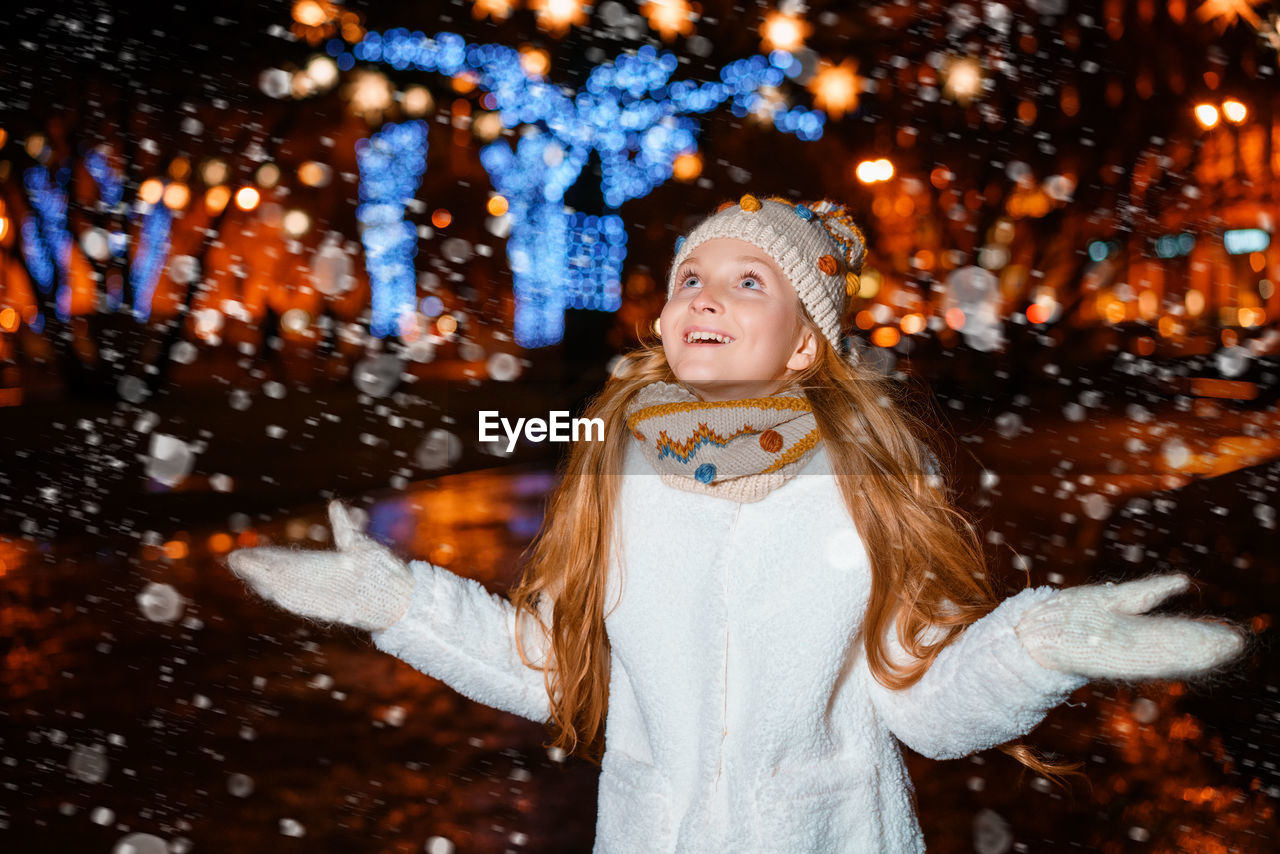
top-left (684, 327), bottom-right (736, 344)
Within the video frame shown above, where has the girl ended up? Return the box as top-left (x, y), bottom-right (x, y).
top-left (228, 193), bottom-right (1249, 853)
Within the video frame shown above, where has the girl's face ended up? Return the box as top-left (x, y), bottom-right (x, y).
top-left (660, 237), bottom-right (818, 401)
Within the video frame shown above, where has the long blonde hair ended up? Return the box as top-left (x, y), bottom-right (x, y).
top-left (508, 316), bottom-right (1083, 787)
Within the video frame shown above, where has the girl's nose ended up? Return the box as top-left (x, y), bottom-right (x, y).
top-left (690, 286), bottom-right (723, 312)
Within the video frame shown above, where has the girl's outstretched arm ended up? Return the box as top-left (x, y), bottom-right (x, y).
top-left (228, 501), bottom-right (555, 725)
top-left (862, 586), bottom-right (1091, 761)
top-left (369, 559), bottom-right (555, 724)
top-left (863, 575), bottom-right (1246, 761)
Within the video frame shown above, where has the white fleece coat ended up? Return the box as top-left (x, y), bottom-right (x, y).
top-left (371, 440), bottom-right (1089, 852)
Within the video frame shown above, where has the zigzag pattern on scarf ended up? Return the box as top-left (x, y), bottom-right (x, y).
top-left (654, 422), bottom-right (758, 463)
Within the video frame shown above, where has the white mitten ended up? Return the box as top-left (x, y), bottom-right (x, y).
top-left (1014, 573), bottom-right (1248, 681)
top-left (226, 500), bottom-right (414, 632)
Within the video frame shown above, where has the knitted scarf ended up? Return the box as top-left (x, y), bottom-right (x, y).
top-left (623, 381), bottom-right (822, 503)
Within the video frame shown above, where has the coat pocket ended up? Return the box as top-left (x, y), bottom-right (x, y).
top-left (594, 750), bottom-right (676, 854)
top-left (751, 756), bottom-right (884, 853)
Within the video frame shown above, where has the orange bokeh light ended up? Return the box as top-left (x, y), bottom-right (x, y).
top-left (673, 152), bottom-right (703, 182)
top-left (808, 57), bottom-right (859, 120)
top-left (297, 161), bottom-right (328, 187)
top-left (139, 178), bottom-right (165, 205)
top-left (235, 186), bottom-right (261, 211)
top-left (207, 532), bottom-right (234, 553)
top-left (205, 186), bottom-right (231, 214)
top-left (871, 326), bottom-right (900, 348)
top-left (162, 182), bottom-right (191, 211)
top-left (293, 0), bottom-right (329, 27)
top-left (760, 12), bottom-right (811, 52)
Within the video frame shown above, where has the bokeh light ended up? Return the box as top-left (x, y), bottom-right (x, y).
top-left (161, 182), bottom-right (190, 211)
top-left (760, 12), bottom-right (810, 53)
top-left (256, 163), bottom-right (281, 189)
top-left (234, 186), bottom-right (261, 211)
top-left (1194, 103), bottom-right (1220, 129)
top-left (486, 195), bottom-right (509, 216)
top-left (138, 178), bottom-right (164, 205)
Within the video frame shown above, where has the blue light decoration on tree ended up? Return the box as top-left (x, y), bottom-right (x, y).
top-left (130, 202), bottom-right (171, 322)
top-left (355, 118), bottom-right (430, 339)
top-left (21, 166), bottom-right (76, 326)
top-left (84, 149), bottom-right (131, 312)
top-left (340, 30), bottom-right (827, 347)
top-left (479, 126), bottom-right (590, 345)
top-left (84, 149), bottom-right (125, 208)
top-left (566, 212), bottom-right (626, 311)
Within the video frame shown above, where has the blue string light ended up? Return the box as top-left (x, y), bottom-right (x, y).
top-left (480, 127), bottom-right (594, 346)
top-left (84, 149), bottom-right (124, 208)
top-left (84, 147), bottom-right (130, 316)
top-left (130, 202), bottom-right (171, 322)
top-left (20, 214), bottom-right (54, 295)
top-left (355, 119), bottom-right (429, 338)
top-left (21, 166), bottom-right (74, 322)
top-left (566, 212), bottom-right (625, 311)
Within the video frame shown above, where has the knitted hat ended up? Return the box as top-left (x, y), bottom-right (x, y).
top-left (665, 193), bottom-right (868, 352)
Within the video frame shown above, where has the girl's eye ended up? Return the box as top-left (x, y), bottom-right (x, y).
top-left (678, 270), bottom-right (765, 289)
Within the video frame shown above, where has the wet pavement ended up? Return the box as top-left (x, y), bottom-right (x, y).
top-left (2, 342), bottom-right (1279, 853)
